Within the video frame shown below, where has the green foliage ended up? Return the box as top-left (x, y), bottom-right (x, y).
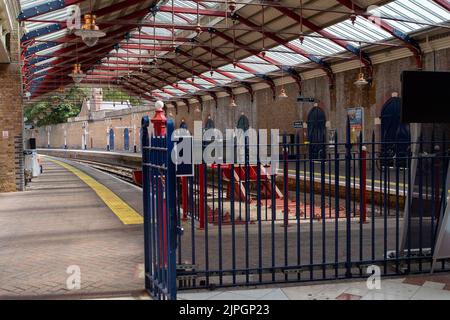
top-left (103, 87), bottom-right (142, 106)
top-left (25, 86), bottom-right (89, 127)
top-left (25, 87), bottom-right (142, 127)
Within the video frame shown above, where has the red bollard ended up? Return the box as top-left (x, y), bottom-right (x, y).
top-left (151, 106), bottom-right (168, 264)
top-left (198, 164), bottom-right (205, 230)
top-left (361, 146), bottom-right (367, 224)
top-left (151, 108), bottom-right (167, 136)
top-left (181, 177), bottom-right (188, 220)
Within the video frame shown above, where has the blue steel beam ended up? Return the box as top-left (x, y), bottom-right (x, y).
top-left (18, 0), bottom-right (85, 21)
top-left (21, 23), bottom-right (63, 43)
top-left (25, 42), bottom-right (59, 56)
top-left (27, 56), bottom-right (51, 66)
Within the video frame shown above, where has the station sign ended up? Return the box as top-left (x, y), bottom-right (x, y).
top-left (297, 96), bottom-right (316, 103)
top-left (173, 135), bottom-right (194, 177)
top-left (293, 121), bottom-right (306, 129)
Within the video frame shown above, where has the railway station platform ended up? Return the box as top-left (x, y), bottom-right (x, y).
top-left (0, 157), bottom-right (147, 299)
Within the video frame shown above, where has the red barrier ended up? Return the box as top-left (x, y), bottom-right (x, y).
top-left (181, 177), bottom-right (188, 221)
top-left (199, 164), bottom-right (205, 230)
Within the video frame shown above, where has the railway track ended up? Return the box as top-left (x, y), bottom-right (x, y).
top-left (70, 158), bottom-right (139, 186)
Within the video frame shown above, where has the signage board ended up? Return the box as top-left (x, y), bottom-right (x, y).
top-left (293, 121), bottom-right (305, 129)
top-left (297, 96), bottom-right (316, 103)
top-left (347, 107), bottom-right (364, 143)
top-left (173, 135), bottom-right (194, 177)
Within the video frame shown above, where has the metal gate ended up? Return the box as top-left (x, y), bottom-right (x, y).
top-left (141, 116), bottom-right (178, 300)
top-left (174, 120), bottom-right (449, 291)
top-left (141, 115), bottom-right (449, 298)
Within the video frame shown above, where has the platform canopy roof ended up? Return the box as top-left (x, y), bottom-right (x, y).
top-left (19, 0), bottom-right (450, 103)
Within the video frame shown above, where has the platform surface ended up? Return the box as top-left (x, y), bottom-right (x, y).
top-left (0, 158), bottom-right (145, 299)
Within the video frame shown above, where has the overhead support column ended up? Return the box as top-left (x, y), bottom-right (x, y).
top-left (284, 66), bottom-right (302, 94)
top-left (240, 82), bottom-right (254, 103)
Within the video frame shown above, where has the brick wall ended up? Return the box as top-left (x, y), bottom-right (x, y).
top-left (30, 48), bottom-right (450, 152)
top-left (0, 24), bottom-right (23, 192)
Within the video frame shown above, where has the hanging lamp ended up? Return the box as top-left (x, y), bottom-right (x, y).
top-left (74, 0), bottom-right (106, 47)
top-left (299, 0), bottom-right (305, 44)
top-left (354, 42), bottom-right (368, 88)
top-left (69, 64), bottom-right (86, 84)
top-left (278, 67), bottom-right (288, 99)
top-left (261, 4), bottom-right (266, 57)
top-left (229, 96), bottom-right (237, 108)
top-left (228, 0), bottom-right (237, 13)
top-left (350, 2), bottom-right (357, 25)
top-left (195, 1), bottom-right (202, 35)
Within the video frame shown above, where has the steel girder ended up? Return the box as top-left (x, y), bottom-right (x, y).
top-left (432, 0), bottom-right (450, 11)
top-left (273, 5), bottom-right (373, 77)
top-left (335, 0), bottom-right (423, 68)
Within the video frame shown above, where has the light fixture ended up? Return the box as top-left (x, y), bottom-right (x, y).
top-left (229, 97), bottom-right (237, 107)
top-left (354, 42), bottom-right (368, 88)
top-left (278, 66), bottom-right (288, 99)
top-left (229, 0), bottom-right (237, 12)
top-left (74, 14), bottom-right (106, 47)
top-left (354, 72), bottom-right (368, 87)
top-left (261, 4), bottom-right (266, 57)
top-left (350, 2), bottom-right (357, 25)
top-left (278, 88), bottom-right (288, 99)
top-left (69, 63), bottom-right (86, 84)
top-left (195, 1), bottom-right (202, 35)
top-left (299, 0), bottom-right (304, 44)
top-left (194, 105), bottom-right (201, 113)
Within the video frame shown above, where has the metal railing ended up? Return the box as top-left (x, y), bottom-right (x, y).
top-left (172, 126), bottom-right (449, 290)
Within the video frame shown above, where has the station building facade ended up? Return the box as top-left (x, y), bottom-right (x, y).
top-left (31, 44), bottom-right (450, 154)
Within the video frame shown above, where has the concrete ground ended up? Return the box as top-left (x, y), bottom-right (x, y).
top-left (177, 273), bottom-right (450, 300)
top-left (0, 158), bottom-right (146, 299)
top-left (0, 156), bottom-right (446, 300)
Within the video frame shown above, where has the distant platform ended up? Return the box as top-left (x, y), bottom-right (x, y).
top-left (37, 148), bottom-right (142, 169)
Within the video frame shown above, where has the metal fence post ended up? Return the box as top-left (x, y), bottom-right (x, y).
top-left (141, 116), bottom-right (152, 292)
top-left (181, 177), bottom-right (188, 221)
top-left (165, 118), bottom-right (177, 300)
top-left (199, 163), bottom-right (205, 230)
top-left (345, 117), bottom-right (352, 278)
top-left (360, 145), bottom-right (367, 224)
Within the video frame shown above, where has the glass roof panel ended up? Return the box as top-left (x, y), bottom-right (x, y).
top-left (20, 0), bottom-right (450, 98)
top-left (373, 0), bottom-right (450, 33)
top-left (239, 55), bottom-right (279, 74)
top-left (176, 81), bottom-right (201, 91)
top-left (210, 71), bottom-right (234, 84)
top-left (264, 47), bottom-right (309, 66)
top-left (217, 64), bottom-right (253, 80)
top-left (290, 35), bottom-right (343, 57)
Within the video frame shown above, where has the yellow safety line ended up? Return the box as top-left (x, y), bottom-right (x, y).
top-left (48, 158), bottom-right (143, 225)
